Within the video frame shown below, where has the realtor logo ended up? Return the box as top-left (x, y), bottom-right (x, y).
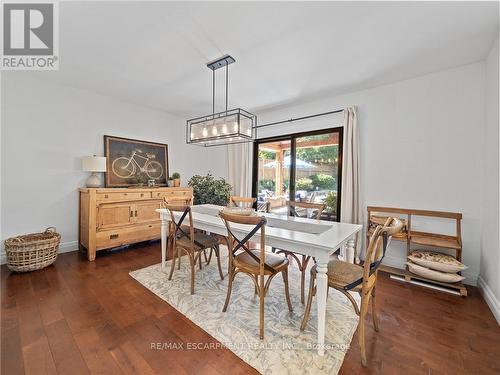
top-left (1, 2), bottom-right (59, 70)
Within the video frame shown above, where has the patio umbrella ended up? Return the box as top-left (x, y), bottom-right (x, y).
top-left (264, 155), bottom-right (315, 169)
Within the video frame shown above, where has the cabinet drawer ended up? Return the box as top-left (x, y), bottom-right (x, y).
top-left (151, 190), bottom-right (191, 199)
top-left (96, 223), bottom-right (160, 250)
top-left (96, 191), bottom-right (148, 202)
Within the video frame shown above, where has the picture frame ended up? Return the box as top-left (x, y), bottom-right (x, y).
top-left (104, 135), bottom-right (169, 187)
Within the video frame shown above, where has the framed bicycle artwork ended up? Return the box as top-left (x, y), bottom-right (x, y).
top-left (104, 135), bottom-right (168, 187)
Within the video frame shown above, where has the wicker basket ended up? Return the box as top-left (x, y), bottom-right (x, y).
top-left (4, 227), bottom-right (60, 272)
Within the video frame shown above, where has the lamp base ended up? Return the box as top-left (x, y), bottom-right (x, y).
top-left (86, 172), bottom-right (102, 188)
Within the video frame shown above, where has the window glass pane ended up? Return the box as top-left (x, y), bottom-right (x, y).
top-left (256, 140), bottom-right (291, 213)
top-left (294, 132), bottom-right (340, 221)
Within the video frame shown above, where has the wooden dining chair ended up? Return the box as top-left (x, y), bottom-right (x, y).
top-left (219, 210), bottom-right (293, 339)
top-left (165, 204), bottom-right (224, 294)
top-left (272, 201), bottom-right (326, 304)
top-left (229, 196), bottom-right (256, 208)
top-left (162, 197), bottom-right (195, 270)
top-left (300, 217), bottom-right (403, 366)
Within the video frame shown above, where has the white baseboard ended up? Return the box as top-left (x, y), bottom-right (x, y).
top-left (0, 240), bottom-right (79, 265)
top-left (477, 276), bottom-right (500, 326)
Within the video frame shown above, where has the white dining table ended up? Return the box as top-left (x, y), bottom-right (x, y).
top-left (157, 204), bottom-right (362, 356)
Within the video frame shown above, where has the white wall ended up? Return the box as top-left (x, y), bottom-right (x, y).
top-left (258, 62), bottom-right (486, 285)
top-left (0, 74), bottom-right (228, 261)
top-left (479, 36), bottom-right (500, 323)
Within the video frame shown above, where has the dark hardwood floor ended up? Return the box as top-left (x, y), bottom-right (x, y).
top-left (1, 242), bottom-right (499, 374)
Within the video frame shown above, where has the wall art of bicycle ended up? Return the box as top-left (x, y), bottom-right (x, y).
top-left (104, 135), bottom-right (168, 187)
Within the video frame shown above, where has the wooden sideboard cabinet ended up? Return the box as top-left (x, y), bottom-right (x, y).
top-left (79, 187), bottom-right (193, 261)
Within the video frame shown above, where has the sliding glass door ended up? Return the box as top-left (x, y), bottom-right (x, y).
top-left (253, 128), bottom-right (343, 221)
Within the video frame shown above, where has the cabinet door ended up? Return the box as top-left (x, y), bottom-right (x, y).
top-left (133, 200), bottom-right (162, 224)
top-left (97, 203), bottom-right (134, 230)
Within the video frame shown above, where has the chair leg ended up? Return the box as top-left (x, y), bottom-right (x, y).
top-left (300, 255), bottom-right (311, 304)
top-left (271, 247), bottom-right (276, 253)
top-left (282, 268), bottom-right (293, 312)
top-left (259, 274), bottom-right (265, 340)
top-left (168, 246), bottom-right (177, 280)
top-left (371, 287), bottom-right (379, 332)
top-left (198, 252), bottom-right (203, 270)
top-left (222, 267), bottom-right (236, 312)
top-left (206, 248), bottom-right (213, 265)
top-left (359, 292), bottom-right (370, 367)
top-left (203, 249), bottom-right (208, 263)
top-left (300, 272), bottom-right (316, 331)
top-left (214, 246), bottom-right (224, 280)
top-left (189, 254), bottom-right (196, 295)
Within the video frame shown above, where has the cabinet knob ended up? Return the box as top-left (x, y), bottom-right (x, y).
top-left (104, 194), bottom-right (109, 198)
top-left (110, 234), bottom-right (119, 239)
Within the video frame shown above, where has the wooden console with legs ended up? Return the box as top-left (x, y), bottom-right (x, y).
top-left (79, 187), bottom-right (193, 261)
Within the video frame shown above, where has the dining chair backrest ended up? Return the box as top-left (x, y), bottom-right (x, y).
top-left (361, 217), bottom-right (403, 287)
top-left (164, 197), bottom-right (192, 206)
top-left (219, 211), bottom-right (275, 275)
top-left (164, 203), bottom-right (199, 249)
top-left (288, 201), bottom-right (326, 220)
top-left (230, 196), bottom-right (256, 208)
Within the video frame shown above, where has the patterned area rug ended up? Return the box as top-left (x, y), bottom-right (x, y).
top-left (129, 249), bottom-right (359, 374)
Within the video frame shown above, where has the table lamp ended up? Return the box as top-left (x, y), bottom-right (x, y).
top-left (82, 156), bottom-right (107, 188)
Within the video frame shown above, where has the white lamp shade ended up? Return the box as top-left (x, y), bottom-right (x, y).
top-left (82, 156), bottom-right (107, 172)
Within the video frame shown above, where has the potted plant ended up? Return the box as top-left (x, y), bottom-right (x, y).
top-left (172, 172), bottom-right (180, 187)
top-left (136, 171), bottom-right (148, 187)
top-left (167, 176), bottom-right (175, 187)
top-left (324, 191), bottom-right (337, 219)
top-left (188, 173), bottom-right (232, 206)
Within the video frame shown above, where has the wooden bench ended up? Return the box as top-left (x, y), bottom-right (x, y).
top-left (366, 206), bottom-right (466, 296)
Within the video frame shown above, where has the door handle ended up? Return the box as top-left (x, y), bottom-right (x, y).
top-left (130, 211), bottom-right (133, 218)
top-left (110, 234), bottom-right (119, 239)
top-left (135, 210), bottom-right (138, 217)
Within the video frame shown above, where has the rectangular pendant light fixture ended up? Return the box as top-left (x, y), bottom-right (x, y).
top-left (186, 55), bottom-right (257, 147)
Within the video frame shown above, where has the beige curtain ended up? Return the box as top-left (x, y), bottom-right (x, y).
top-left (227, 142), bottom-right (253, 197)
top-left (340, 107), bottom-right (362, 262)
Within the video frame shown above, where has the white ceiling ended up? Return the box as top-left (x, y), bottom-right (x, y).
top-left (19, 1), bottom-right (499, 117)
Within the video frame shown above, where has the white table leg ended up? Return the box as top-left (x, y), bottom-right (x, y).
top-left (161, 216), bottom-right (168, 272)
top-left (316, 261), bottom-right (328, 356)
top-left (346, 237), bottom-right (356, 264)
top-left (339, 243), bottom-right (346, 261)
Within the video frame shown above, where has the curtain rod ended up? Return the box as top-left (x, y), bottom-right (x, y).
top-left (255, 108), bottom-right (345, 129)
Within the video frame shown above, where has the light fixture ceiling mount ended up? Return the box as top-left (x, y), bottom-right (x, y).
top-left (186, 54), bottom-right (256, 147)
